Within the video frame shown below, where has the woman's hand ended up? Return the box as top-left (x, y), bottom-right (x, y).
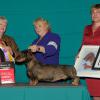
top-left (4, 46), bottom-right (13, 55)
top-left (37, 46), bottom-right (45, 53)
top-left (28, 45), bottom-right (45, 53)
top-left (28, 45), bottom-right (37, 52)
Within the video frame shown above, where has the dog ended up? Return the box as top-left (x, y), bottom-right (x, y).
top-left (16, 50), bottom-right (80, 86)
top-left (83, 52), bottom-right (95, 69)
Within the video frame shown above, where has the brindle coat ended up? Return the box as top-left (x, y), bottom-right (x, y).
top-left (17, 50), bottom-right (80, 86)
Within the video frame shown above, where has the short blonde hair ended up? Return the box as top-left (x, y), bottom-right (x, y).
top-left (33, 17), bottom-right (51, 31)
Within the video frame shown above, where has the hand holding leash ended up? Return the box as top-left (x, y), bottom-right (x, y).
top-left (28, 45), bottom-right (37, 52)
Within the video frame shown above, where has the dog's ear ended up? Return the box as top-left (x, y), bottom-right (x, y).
top-left (27, 49), bottom-right (33, 56)
top-left (21, 49), bottom-right (33, 56)
top-left (21, 49), bottom-right (29, 54)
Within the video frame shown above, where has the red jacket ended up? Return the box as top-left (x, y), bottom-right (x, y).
top-left (82, 25), bottom-right (100, 45)
top-left (82, 24), bottom-right (100, 96)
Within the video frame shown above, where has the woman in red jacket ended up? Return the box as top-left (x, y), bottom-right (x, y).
top-left (82, 4), bottom-right (100, 100)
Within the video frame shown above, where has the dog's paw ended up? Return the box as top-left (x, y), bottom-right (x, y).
top-left (29, 80), bottom-right (38, 86)
top-left (71, 82), bottom-right (79, 86)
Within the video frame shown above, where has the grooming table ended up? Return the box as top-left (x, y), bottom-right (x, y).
top-left (0, 82), bottom-right (90, 100)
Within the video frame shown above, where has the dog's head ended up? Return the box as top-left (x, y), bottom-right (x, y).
top-left (16, 49), bottom-right (36, 63)
top-left (84, 52), bottom-right (95, 64)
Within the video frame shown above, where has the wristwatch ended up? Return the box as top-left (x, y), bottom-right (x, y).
top-left (37, 46), bottom-right (40, 51)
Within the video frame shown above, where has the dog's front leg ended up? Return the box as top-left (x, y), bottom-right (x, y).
top-left (29, 79), bottom-right (38, 86)
top-left (27, 71), bottom-right (38, 86)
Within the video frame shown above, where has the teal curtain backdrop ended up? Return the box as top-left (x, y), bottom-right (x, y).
top-left (0, 0), bottom-right (100, 82)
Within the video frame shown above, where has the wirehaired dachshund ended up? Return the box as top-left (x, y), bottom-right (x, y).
top-left (16, 50), bottom-right (79, 86)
